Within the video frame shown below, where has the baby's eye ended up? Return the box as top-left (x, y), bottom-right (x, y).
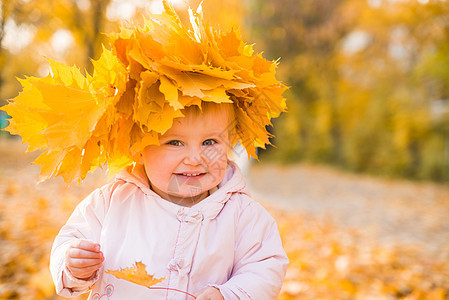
top-left (203, 139), bottom-right (217, 146)
top-left (167, 140), bottom-right (182, 146)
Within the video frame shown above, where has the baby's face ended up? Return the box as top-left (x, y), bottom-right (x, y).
top-left (141, 109), bottom-right (230, 207)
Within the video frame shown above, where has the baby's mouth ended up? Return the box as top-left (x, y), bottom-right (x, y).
top-left (175, 172), bottom-right (206, 177)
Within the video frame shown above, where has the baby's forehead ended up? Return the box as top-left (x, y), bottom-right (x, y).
top-left (183, 103), bottom-right (231, 117)
top-left (164, 109), bottom-right (231, 136)
top-left (173, 111), bottom-right (229, 129)
top-left (180, 104), bottom-right (233, 123)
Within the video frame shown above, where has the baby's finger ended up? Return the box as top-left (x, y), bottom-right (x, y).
top-left (68, 248), bottom-right (104, 259)
top-left (73, 239), bottom-right (101, 252)
top-left (69, 263), bottom-right (102, 279)
top-left (68, 257), bottom-right (104, 268)
top-left (194, 287), bottom-right (223, 300)
top-left (195, 294), bottom-right (211, 300)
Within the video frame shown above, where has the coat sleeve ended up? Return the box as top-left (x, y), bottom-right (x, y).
top-left (210, 199), bottom-right (289, 300)
top-left (49, 187), bottom-right (109, 298)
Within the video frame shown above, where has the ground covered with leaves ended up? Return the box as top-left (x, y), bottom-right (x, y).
top-left (0, 139), bottom-right (448, 299)
top-left (273, 208), bottom-right (449, 300)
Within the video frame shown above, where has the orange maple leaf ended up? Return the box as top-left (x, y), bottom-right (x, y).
top-left (105, 261), bottom-right (165, 288)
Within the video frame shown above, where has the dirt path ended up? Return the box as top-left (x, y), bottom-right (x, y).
top-left (247, 162), bottom-right (449, 255)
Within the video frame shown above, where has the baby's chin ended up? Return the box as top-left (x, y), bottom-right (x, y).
top-left (162, 190), bottom-right (209, 207)
top-left (170, 182), bottom-right (221, 199)
top-left (170, 188), bottom-right (210, 199)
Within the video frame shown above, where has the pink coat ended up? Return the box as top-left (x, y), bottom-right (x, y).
top-left (50, 161), bottom-right (289, 299)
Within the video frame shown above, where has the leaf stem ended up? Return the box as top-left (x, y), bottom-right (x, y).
top-left (148, 286), bottom-right (197, 299)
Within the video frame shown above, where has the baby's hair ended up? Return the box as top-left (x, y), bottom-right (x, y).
top-left (180, 102), bottom-right (237, 151)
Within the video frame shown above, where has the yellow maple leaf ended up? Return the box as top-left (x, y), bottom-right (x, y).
top-left (105, 261), bottom-right (165, 288)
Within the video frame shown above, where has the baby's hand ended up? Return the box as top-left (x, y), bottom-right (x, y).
top-left (65, 239), bottom-right (104, 280)
top-left (194, 286), bottom-right (224, 300)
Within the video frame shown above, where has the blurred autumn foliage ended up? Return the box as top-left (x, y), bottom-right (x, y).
top-left (248, 0), bottom-right (449, 182)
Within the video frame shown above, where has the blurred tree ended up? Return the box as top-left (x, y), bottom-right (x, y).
top-left (50, 0), bottom-right (112, 72)
top-left (20, 0), bottom-right (112, 73)
top-left (0, 0), bottom-right (112, 107)
top-left (248, 0), bottom-right (449, 182)
top-left (0, 1), bottom-right (8, 97)
top-left (190, 0), bottom-right (245, 31)
top-left (0, 0), bottom-right (20, 106)
top-left (336, 0), bottom-right (449, 180)
top-left (247, 0), bottom-right (355, 163)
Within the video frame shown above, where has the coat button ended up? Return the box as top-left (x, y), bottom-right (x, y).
top-left (176, 209), bottom-right (184, 222)
top-left (167, 258), bottom-right (184, 271)
top-left (177, 209), bottom-right (203, 223)
top-left (184, 210), bottom-right (203, 223)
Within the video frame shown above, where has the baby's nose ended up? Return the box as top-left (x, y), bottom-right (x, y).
top-left (183, 147), bottom-right (203, 165)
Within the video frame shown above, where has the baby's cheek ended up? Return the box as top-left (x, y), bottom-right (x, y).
top-left (210, 160), bottom-right (228, 183)
top-left (205, 145), bottom-right (228, 164)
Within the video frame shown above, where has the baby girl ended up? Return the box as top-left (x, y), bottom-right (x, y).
top-left (51, 102), bottom-right (288, 299)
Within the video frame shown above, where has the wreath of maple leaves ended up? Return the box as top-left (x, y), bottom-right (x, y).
top-left (2, 1), bottom-right (287, 183)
